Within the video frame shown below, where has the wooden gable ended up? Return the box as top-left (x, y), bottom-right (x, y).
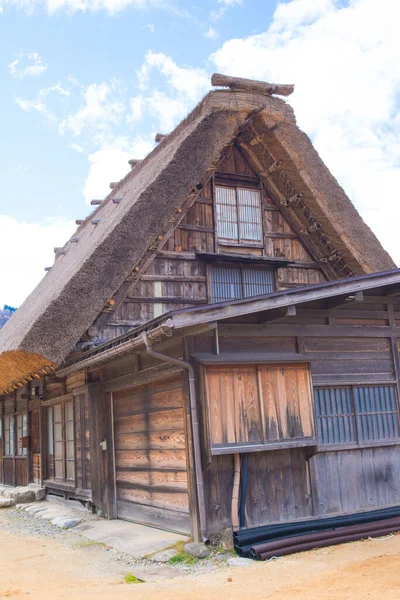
top-left (80, 144), bottom-right (326, 346)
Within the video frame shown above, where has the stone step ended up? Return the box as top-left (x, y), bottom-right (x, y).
top-left (0, 484), bottom-right (45, 504)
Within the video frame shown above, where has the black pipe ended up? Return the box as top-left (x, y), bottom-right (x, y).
top-left (251, 516), bottom-right (400, 557)
top-left (256, 524), bottom-right (400, 561)
top-left (234, 505), bottom-right (400, 548)
top-left (239, 454), bottom-right (249, 529)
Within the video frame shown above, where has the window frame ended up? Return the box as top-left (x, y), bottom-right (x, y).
top-left (46, 398), bottom-right (75, 484)
top-left (4, 415), bottom-right (15, 457)
top-left (214, 180), bottom-right (264, 247)
top-left (314, 384), bottom-right (400, 450)
top-left (209, 263), bottom-right (276, 303)
top-left (16, 412), bottom-right (28, 457)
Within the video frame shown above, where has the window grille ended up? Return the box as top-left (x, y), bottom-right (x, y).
top-left (314, 385), bottom-right (400, 445)
top-left (215, 186), bottom-right (263, 244)
top-left (211, 265), bottom-right (274, 302)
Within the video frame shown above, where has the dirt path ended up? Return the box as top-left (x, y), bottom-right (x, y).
top-left (1, 509), bottom-right (400, 600)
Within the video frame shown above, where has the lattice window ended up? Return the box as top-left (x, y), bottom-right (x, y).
top-left (314, 385), bottom-right (400, 445)
top-left (4, 415), bottom-right (14, 456)
top-left (215, 186), bottom-right (263, 244)
top-left (16, 413), bottom-right (28, 456)
top-left (211, 265), bottom-right (274, 302)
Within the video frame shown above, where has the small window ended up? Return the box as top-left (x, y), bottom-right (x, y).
top-left (314, 385), bottom-right (400, 446)
top-left (215, 186), bottom-right (263, 244)
top-left (211, 265), bottom-right (274, 302)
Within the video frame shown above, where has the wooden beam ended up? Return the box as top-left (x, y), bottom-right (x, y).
top-left (385, 284), bottom-right (400, 297)
top-left (260, 305), bottom-right (296, 324)
top-left (211, 73), bottom-right (294, 97)
top-left (326, 290), bottom-right (364, 309)
top-left (126, 296), bottom-right (206, 304)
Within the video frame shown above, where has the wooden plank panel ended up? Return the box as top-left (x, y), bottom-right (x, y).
top-left (117, 485), bottom-right (189, 510)
top-left (205, 366), bottom-right (263, 446)
top-left (113, 375), bottom-right (189, 533)
top-left (115, 429), bottom-right (186, 451)
top-left (115, 449), bottom-right (187, 470)
top-left (115, 409), bottom-right (184, 434)
top-left (258, 364), bottom-right (314, 443)
top-left (116, 469), bottom-right (187, 488)
top-left (310, 446), bottom-right (400, 516)
top-left (117, 500), bottom-right (190, 534)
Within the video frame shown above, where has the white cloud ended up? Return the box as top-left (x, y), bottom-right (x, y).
top-left (211, 0), bottom-right (400, 264)
top-left (128, 95), bottom-right (144, 123)
top-left (138, 52), bottom-right (209, 101)
top-left (82, 136), bottom-right (153, 203)
top-left (0, 214), bottom-right (76, 307)
top-left (135, 52), bottom-right (209, 131)
top-left (143, 23), bottom-right (155, 32)
top-left (16, 82), bottom-right (70, 121)
top-left (0, 0), bottom-right (167, 14)
top-left (204, 26), bottom-right (219, 40)
top-left (59, 82), bottom-right (125, 140)
top-left (8, 50), bottom-right (47, 79)
top-left (210, 0), bottom-right (242, 21)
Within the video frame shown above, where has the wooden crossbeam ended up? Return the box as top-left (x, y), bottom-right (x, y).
top-left (326, 290), bottom-right (364, 309)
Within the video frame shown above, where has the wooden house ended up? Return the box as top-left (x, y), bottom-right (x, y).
top-left (0, 74), bottom-right (399, 544)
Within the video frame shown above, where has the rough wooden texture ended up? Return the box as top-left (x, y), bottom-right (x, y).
top-left (203, 363), bottom-right (314, 451)
top-left (98, 145), bottom-right (325, 343)
top-left (309, 446), bottom-right (400, 515)
top-left (203, 448), bottom-right (312, 534)
top-left (211, 73), bottom-right (294, 97)
top-left (113, 375), bottom-right (190, 533)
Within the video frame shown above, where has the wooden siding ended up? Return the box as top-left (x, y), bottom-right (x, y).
top-left (309, 446), bottom-right (400, 515)
top-left (203, 363), bottom-right (314, 452)
top-left (203, 448), bottom-right (313, 534)
top-left (94, 144), bottom-right (325, 344)
top-left (113, 375), bottom-right (190, 534)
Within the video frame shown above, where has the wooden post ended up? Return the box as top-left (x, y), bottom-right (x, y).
top-left (183, 337), bottom-right (201, 541)
top-left (87, 381), bottom-right (104, 513)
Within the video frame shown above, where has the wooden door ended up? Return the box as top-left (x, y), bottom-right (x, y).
top-left (113, 376), bottom-right (190, 534)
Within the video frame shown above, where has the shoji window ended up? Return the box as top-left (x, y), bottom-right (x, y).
top-left (314, 385), bottom-right (400, 445)
top-left (16, 413), bottom-right (28, 456)
top-left (215, 186), bottom-right (263, 244)
top-left (47, 400), bottom-right (75, 483)
top-left (211, 265), bottom-right (274, 302)
top-left (4, 416), bottom-right (14, 456)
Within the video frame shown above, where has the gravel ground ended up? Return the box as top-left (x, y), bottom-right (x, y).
top-left (0, 506), bottom-right (233, 581)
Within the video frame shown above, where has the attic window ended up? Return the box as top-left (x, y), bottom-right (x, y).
top-left (215, 185), bottom-right (263, 244)
top-left (211, 265), bottom-right (274, 302)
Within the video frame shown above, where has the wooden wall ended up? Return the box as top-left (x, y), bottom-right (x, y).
top-left (94, 144), bottom-right (326, 344)
top-left (193, 291), bottom-right (400, 535)
top-left (309, 446), bottom-right (400, 515)
top-left (203, 448), bottom-right (313, 534)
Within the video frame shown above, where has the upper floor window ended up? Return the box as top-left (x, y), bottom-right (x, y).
top-left (215, 185), bottom-right (263, 245)
top-left (211, 265), bottom-right (274, 302)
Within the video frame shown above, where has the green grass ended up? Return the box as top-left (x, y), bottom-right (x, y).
top-left (124, 573), bottom-right (145, 584)
top-left (165, 541), bottom-right (199, 566)
top-left (168, 553), bottom-right (198, 566)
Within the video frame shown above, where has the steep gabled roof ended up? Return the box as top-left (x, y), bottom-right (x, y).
top-left (0, 75), bottom-right (395, 394)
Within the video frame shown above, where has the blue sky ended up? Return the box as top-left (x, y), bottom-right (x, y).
top-left (0, 0), bottom-right (399, 306)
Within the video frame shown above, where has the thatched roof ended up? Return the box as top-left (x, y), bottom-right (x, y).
top-left (0, 74), bottom-right (395, 394)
